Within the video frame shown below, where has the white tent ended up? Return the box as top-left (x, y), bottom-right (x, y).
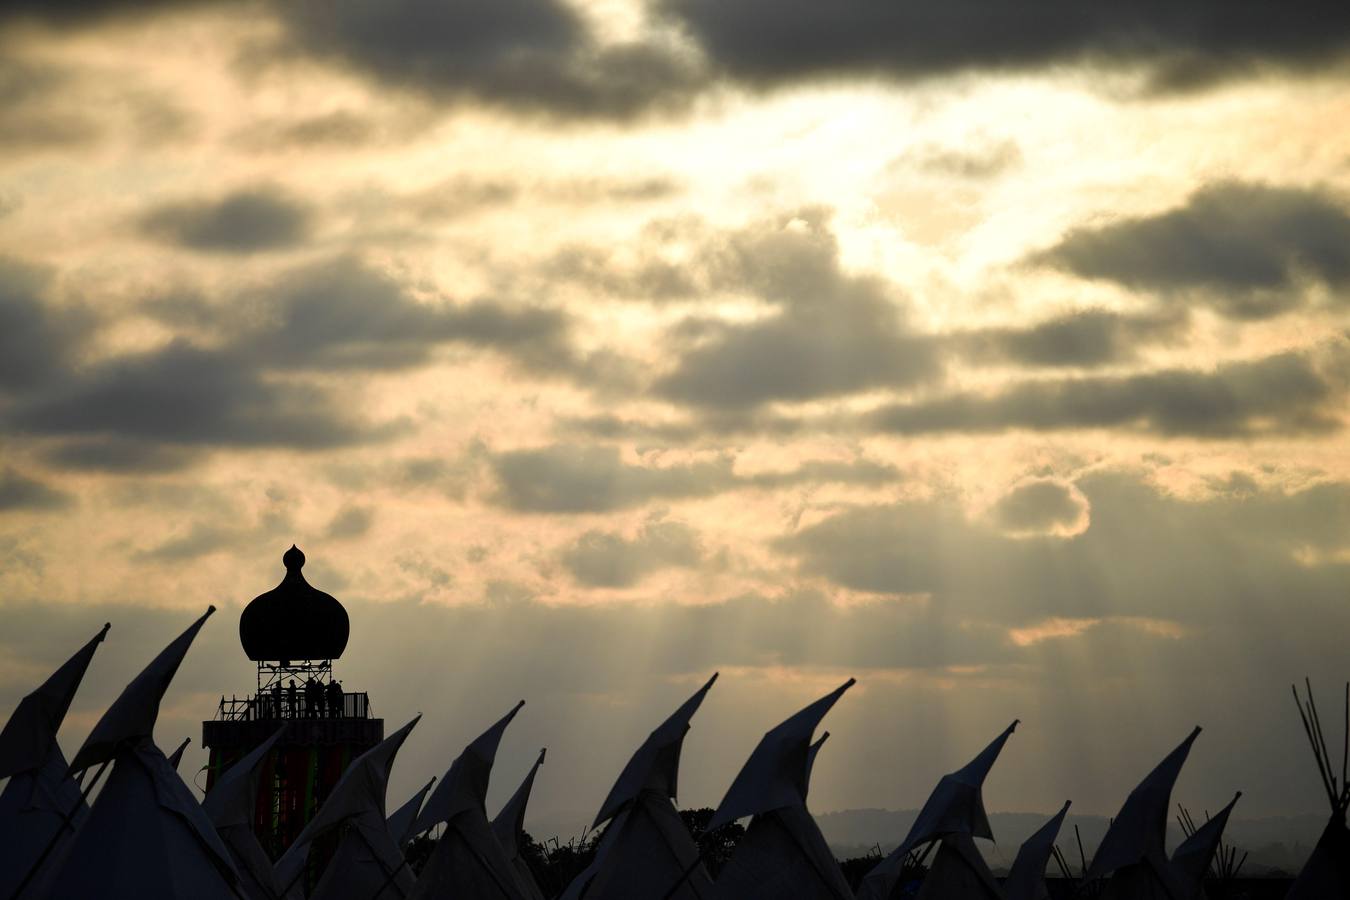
top-left (407, 701), bottom-right (533, 900)
top-left (857, 721), bottom-right (1019, 900)
top-left (1002, 801), bottom-right (1071, 900)
top-left (1088, 727), bottom-right (1200, 900)
top-left (710, 681), bottom-right (855, 900)
top-left (491, 748), bottom-right (548, 900)
top-left (0, 624), bottom-right (108, 900)
top-left (203, 725), bottom-right (290, 900)
top-left (387, 777), bottom-right (437, 850)
top-left (1169, 793), bottom-right (1239, 900)
top-left (1286, 681), bottom-right (1349, 900)
top-left (561, 673), bottom-right (719, 900)
top-left (43, 607), bottom-right (248, 900)
top-left (274, 715), bottom-right (421, 900)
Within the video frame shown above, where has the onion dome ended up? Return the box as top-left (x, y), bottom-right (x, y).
top-left (240, 546), bottom-right (349, 663)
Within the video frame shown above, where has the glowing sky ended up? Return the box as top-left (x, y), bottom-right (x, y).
top-left (3, 1), bottom-right (1350, 833)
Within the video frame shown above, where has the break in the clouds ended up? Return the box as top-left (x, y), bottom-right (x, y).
top-left (1037, 181), bottom-right (1350, 319)
top-left (139, 186), bottom-right (313, 254)
top-left (665, 1), bottom-right (1350, 93)
top-left (871, 340), bottom-right (1350, 439)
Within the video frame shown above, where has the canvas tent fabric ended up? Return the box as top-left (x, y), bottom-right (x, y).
top-left (203, 725), bottom-right (289, 900)
top-left (0, 623), bottom-right (108, 779)
top-left (1169, 793), bottom-right (1239, 899)
top-left (710, 687), bottom-right (854, 900)
top-left (1087, 727), bottom-right (1200, 899)
top-left (43, 737), bottom-right (245, 900)
top-left (0, 744), bottom-right (88, 900)
top-left (406, 701), bottom-right (532, 900)
top-left (273, 715), bottom-right (421, 900)
top-left (857, 721), bottom-right (1018, 900)
top-left (412, 700), bottom-right (525, 836)
top-left (308, 821), bottom-right (416, 900)
top-left (491, 748), bottom-right (548, 900)
top-left (0, 625), bottom-right (108, 899)
top-left (1002, 801), bottom-right (1071, 900)
top-left (708, 678), bottom-right (853, 832)
top-left (913, 832), bottom-right (1003, 900)
top-left (68, 607), bottom-right (215, 774)
top-left (388, 777), bottom-right (437, 850)
top-left (1285, 812), bottom-right (1350, 900)
top-left (167, 737), bottom-right (191, 772)
top-left (559, 674), bottom-right (720, 900)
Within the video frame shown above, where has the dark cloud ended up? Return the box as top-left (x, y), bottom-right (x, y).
top-left (0, 257), bottom-right (89, 392)
top-left (271, 0), bottom-right (704, 120)
top-left (326, 504), bottom-right (375, 540)
top-left (240, 256), bottom-right (575, 373)
top-left (491, 444), bottom-right (734, 512)
top-left (990, 478), bottom-right (1088, 535)
top-left (1036, 181), bottom-right (1350, 319)
top-left (870, 342), bottom-right (1350, 439)
top-left (0, 468), bottom-right (71, 511)
top-left (663, 1), bottom-right (1350, 94)
top-left (892, 138), bottom-right (1022, 180)
top-left (139, 186), bottom-right (313, 253)
top-left (402, 174), bottom-right (680, 222)
top-left (8, 340), bottom-right (379, 450)
top-left (235, 110), bottom-right (383, 151)
top-left (0, 59), bottom-right (100, 151)
top-left (957, 309), bottom-right (1187, 368)
top-left (561, 518), bottom-right (703, 587)
top-left (0, 0), bottom-right (224, 28)
top-left (646, 211), bottom-right (940, 409)
top-left (491, 443), bottom-right (904, 513)
top-left (41, 437), bottom-right (196, 474)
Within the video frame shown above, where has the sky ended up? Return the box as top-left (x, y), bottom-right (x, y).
top-left (2, 0), bottom-right (1350, 837)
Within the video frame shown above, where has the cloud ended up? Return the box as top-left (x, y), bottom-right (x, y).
top-left (0, 0), bottom-right (224, 29)
top-left (663, 1), bottom-right (1350, 94)
top-left (490, 443), bottom-right (905, 513)
top-left (491, 445), bottom-right (734, 513)
top-left (41, 437), bottom-right (196, 474)
top-left (9, 340), bottom-right (380, 451)
top-left (270, 0), bottom-right (705, 120)
top-left (870, 341), bottom-right (1350, 439)
top-left (561, 518), bottom-right (704, 587)
top-left (891, 138), bottom-right (1023, 179)
top-left (326, 504), bottom-right (375, 540)
top-left (1035, 181), bottom-right (1350, 319)
top-left (955, 309), bottom-right (1188, 368)
top-left (990, 478), bottom-right (1089, 537)
top-left (138, 186), bottom-right (313, 254)
top-left (0, 468), bottom-right (71, 511)
top-left (0, 257), bottom-right (89, 392)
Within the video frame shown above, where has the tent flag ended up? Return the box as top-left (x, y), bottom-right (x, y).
top-left (709, 678), bottom-right (854, 831)
top-left (1170, 792), bottom-right (1240, 897)
top-left (413, 699), bottom-right (525, 835)
top-left (594, 672), bottom-right (718, 828)
top-left (1088, 727), bottom-right (1201, 881)
top-left (492, 748), bottom-right (547, 858)
top-left (167, 738), bottom-right (191, 772)
top-left (0, 622), bottom-right (110, 779)
top-left (857, 720), bottom-right (1019, 900)
top-left (388, 776), bottom-right (437, 849)
top-left (1003, 801), bottom-right (1072, 900)
top-left (273, 714), bottom-right (421, 892)
top-left (68, 607), bottom-right (215, 774)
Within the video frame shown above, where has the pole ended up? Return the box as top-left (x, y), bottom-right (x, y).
top-left (8, 758), bottom-right (112, 900)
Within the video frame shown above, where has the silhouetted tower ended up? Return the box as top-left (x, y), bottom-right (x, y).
top-left (202, 546), bottom-right (383, 858)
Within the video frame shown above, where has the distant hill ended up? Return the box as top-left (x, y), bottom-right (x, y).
top-left (813, 808), bottom-right (1324, 875)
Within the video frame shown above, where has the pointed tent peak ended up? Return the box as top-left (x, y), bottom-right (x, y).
top-left (203, 724), bottom-right (288, 828)
top-left (592, 671), bottom-right (720, 827)
top-left (1002, 801), bottom-right (1073, 900)
top-left (0, 621), bottom-right (113, 778)
top-left (1171, 791), bottom-right (1242, 893)
top-left (803, 731), bottom-right (830, 797)
top-left (412, 702), bottom-right (523, 833)
top-left (707, 678), bottom-right (855, 831)
top-left (1088, 726), bottom-right (1203, 880)
top-left (167, 737), bottom-right (192, 771)
top-left (952, 719), bottom-right (1020, 787)
top-left (388, 775), bottom-right (439, 848)
top-left (537, 746), bottom-right (547, 765)
top-left (68, 606), bottom-right (215, 774)
top-left (493, 745), bottom-right (550, 856)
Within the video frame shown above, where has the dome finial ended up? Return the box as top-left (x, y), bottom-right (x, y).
top-left (283, 545), bottom-right (305, 572)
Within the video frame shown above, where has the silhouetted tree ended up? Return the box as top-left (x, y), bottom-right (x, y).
top-left (679, 807), bottom-right (746, 878)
